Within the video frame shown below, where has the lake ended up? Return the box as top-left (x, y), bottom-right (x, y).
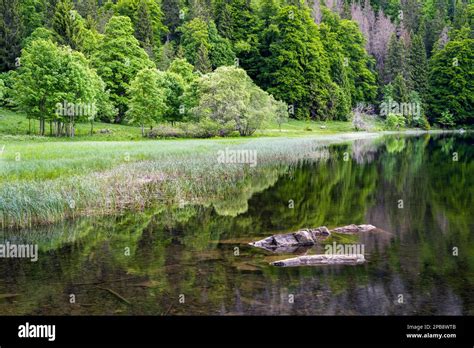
top-left (0, 133), bottom-right (472, 315)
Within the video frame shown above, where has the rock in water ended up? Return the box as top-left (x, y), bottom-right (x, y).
top-left (249, 224), bottom-right (377, 252)
top-left (271, 254), bottom-right (365, 267)
top-left (331, 224), bottom-right (376, 234)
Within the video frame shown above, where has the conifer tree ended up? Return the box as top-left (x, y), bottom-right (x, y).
top-left (408, 33), bottom-right (428, 96)
top-left (0, 0), bottom-right (23, 72)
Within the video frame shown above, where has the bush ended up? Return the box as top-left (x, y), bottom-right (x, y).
top-left (147, 125), bottom-right (185, 138)
top-left (437, 111), bottom-right (456, 128)
top-left (147, 120), bottom-right (234, 139)
top-left (385, 113), bottom-right (405, 130)
top-left (411, 115), bottom-right (431, 130)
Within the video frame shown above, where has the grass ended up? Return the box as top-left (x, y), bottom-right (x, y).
top-left (0, 108), bottom-right (144, 141)
top-left (0, 108), bottom-right (365, 141)
top-left (0, 131), bottom-right (385, 229)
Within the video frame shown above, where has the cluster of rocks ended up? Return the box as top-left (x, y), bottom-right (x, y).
top-left (249, 224), bottom-right (378, 266)
top-left (249, 224), bottom-right (376, 251)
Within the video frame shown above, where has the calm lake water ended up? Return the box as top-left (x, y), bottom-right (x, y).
top-left (1, 133), bottom-right (473, 315)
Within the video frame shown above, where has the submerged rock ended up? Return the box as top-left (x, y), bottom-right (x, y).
top-left (249, 224), bottom-right (376, 252)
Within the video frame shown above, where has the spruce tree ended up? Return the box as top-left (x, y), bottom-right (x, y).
top-left (384, 33), bottom-right (406, 84)
top-left (195, 43), bottom-right (212, 73)
top-left (76, 0), bottom-right (99, 28)
top-left (135, 0), bottom-right (155, 55)
top-left (0, 0), bottom-right (23, 72)
top-left (392, 73), bottom-right (409, 103)
top-left (161, 0), bottom-right (182, 39)
top-left (52, 0), bottom-right (83, 49)
top-left (408, 33), bottom-right (428, 97)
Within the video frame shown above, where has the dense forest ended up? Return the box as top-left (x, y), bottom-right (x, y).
top-left (0, 0), bottom-right (472, 137)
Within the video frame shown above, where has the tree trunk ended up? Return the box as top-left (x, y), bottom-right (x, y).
top-left (39, 119), bottom-right (45, 136)
top-left (141, 124), bottom-right (144, 137)
top-left (90, 121), bottom-right (94, 136)
top-left (271, 254), bottom-right (366, 267)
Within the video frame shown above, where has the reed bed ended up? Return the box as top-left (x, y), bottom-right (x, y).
top-left (0, 133), bottom-right (381, 228)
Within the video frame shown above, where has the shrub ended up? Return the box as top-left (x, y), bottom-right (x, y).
top-left (437, 111), bottom-right (456, 128)
top-left (412, 115), bottom-right (431, 130)
top-left (181, 119), bottom-right (233, 138)
top-left (147, 120), bottom-right (234, 139)
top-left (385, 113), bottom-right (405, 130)
top-left (147, 125), bottom-right (185, 138)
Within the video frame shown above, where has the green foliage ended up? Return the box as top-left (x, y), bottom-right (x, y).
top-left (437, 110), bottom-right (456, 128)
top-left (134, 0), bottom-right (155, 54)
top-left (22, 27), bottom-right (56, 47)
top-left (115, 0), bottom-right (167, 45)
top-left (126, 67), bottom-right (168, 134)
top-left (320, 8), bottom-right (377, 105)
top-left (407, 90), bottom-right (429, 129)
top-left (384, 34), bottom-right (407, 84)
top-left (178, 17), bottom-right (235, 72)
top-left (19, 0), bottom-right (46, 38)
top-left (192, 66), bottom-right (286, 136)
top-left (91, 15), bottom-right (154, 120)
top-left (0, 70), bottom-right (17, 107)
top-left (161, 0), bottom-right (182, 38)
top-left (213, 0), bottom-right (258, 43)
top-left (427, 37), bottom-right (473, 125)
top-left (162, 71), bottom-right (186, 124)
top-left (0, 0), bottom-right (23, 72)
top-left (259, 6), bottom-right (332, 120)
top-left (168, 58), bottom-right (196, 85)
top-left (408, 34), bottom-right (428, 96)
top-left (76, 0), bottom-right (99, 27)
top-left (13, 38), bottom-right (106, 136)
top-left (52, 0), bottom-right (81, 49)
top-left (0, 0), bottom-right (469, 131)
top-left (385, 113), bottom-right (406, 130)
top-left (392, 73), bottom-right (409, 103)
top-left (0, 77), bottom-right (4, 101)
top-left (207, 21), bottom-right (235, 68)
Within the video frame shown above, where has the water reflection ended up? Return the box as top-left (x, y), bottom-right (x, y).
top-left (0, 133), bottom-right (472, 315)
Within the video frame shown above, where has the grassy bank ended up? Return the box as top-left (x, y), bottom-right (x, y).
top-left (0, 131), bottom-right (386, 229)
top-left (0, 108), bottom-right (370, 141)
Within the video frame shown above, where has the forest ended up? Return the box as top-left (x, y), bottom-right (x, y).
top-left (0, 0), bottom-right (472, 138)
